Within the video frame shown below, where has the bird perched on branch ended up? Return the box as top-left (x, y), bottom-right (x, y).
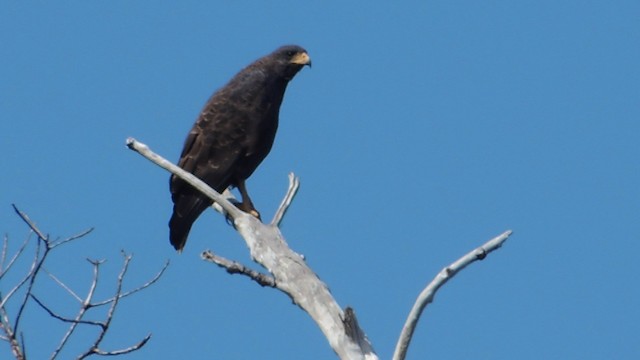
top-left (169, 45), bottom-right (311, 251)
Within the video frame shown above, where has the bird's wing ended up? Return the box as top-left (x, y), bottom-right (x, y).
top-left (168, 102), bottom-right (248, 250)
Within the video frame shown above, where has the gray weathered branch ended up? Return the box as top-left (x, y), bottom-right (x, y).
top-left (125, 138), bottom-right (243, 220)
top-left (271, 172), bottom-right (300, 226)
top-left (202, 250), bottom-right (276, 287)
top-left (127, 137), bottom-right (377, 360)
top-left (392, 230), bottom-right (513, 360)
top-left (126, 137), bottom-right (512, 360)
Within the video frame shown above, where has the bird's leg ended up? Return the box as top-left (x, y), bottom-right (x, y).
top-left (236, 180), bottom-right (261, 220)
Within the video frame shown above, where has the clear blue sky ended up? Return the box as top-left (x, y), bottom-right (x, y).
top-left (1, 1), bottom-right (639, 359)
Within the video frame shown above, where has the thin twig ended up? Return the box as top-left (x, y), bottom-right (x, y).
top-left (76, 252), bottom-right (132, 359)
top-left (13, 227), bottom-right (47, 335)
top-left (51, 228), bottom-right (94, 249)
top-left (392, 230), bottom-right (513, 360)
top-left (0, 233), bottom-right (31, 279)
top-left (19, 332), bottom-right (27, 360)
top-left (0, 266), bottom-right (36, 310)
top-left (1, 234), bottom-right (8, 272)
top-left (85, 259), bottom-right (105, 307)
top-left (0, 233), bottom-right (36, 309)
top-left (271, 172), bottom-right (300, 226)
top-left (30, 295), bottom-right (103, 327)
top-left (44, 269), bottom-right (82, 303)
top-left (12, 204), bottom-right (48, 242)
top-left (202, 250), bottom-right (276, 287)
top-left (51, 259), bottom-right (104, 358)
top-left (1, 226), bottom-right (36, 360)
top-left (89, 334), bottom-right (151, 356)
top-left (91, 259), bottom-right (169, 307)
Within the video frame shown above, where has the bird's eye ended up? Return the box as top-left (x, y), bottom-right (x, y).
top-left (287, 50), bottom-right (296, 57)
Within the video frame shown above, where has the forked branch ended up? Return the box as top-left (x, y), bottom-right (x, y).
top-left (126, 137), bottom-right (376, 360)
top-left (126, 137), bottom-right (512, 360)
top-left (392, 230), bottom-right (513, 360)
top-left (1, 206), bottom-right (168, 359)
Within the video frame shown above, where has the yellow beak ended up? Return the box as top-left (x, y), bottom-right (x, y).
top-left (291, 52), bottom-right (312, 67)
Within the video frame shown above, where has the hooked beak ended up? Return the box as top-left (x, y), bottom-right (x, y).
top-left (291, 51), bottom-right (312, 68)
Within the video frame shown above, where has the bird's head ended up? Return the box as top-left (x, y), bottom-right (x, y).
top-left (271, 45), bottom-right (311, 80)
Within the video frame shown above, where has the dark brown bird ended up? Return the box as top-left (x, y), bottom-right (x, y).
top-left (169, 45), bottom-right (311, 251)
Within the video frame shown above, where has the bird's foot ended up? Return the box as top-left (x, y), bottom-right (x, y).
top-left (240, 205), bottom-right (261, 221)
top-left (227, 199), bottom-right (262, 223)
top-left (247, 209), bottom-right (261, 219)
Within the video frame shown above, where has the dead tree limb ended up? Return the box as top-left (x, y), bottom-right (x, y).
top-left (271, 172), bottom-right (300, 227)
top-left (392, 230), bottom-right (513, 360)
top-left (127, 137), bottom-right (377, 360)
top-left (202, 250), bottom-right (276, 287)
top-left (1, 206), bottom-right (168, 359)
top-left (126, 137), bottom-right (512, 360)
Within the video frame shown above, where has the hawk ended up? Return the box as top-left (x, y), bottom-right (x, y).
top-left (169, 45), bottom-right (311, 251)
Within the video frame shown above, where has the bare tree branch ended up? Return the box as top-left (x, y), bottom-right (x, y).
top-left (0, 234), bottom-right (35, 310)
top-left (50, 259), bottom-right (104, 358)
top-left (0, 233), bottom-right (31, 280)
top-left (126, 137), bottom-right (243, 220)
top-left (30, 295), bottom-right (103, 327)
top-left (0, 303), bottom-right (23, 360)
top-left (74, 253), bottom-right (132, 359)
top-left (51, 253), bottom-right (161, 359)
top-left (92, 259), bottom-right (169, 307)
top-left (1, 208), bottom-right (50, 360)
top-left (0, 235), bottom-right (6, 276)
top-left (51, 228), bottom-right (94, 249)
top-left (88, 334), bottom-right (151, 357)
top-left (13, 224), bottom-right (47, 338)
top-left (127, 137), bottom-right (513, 360)
top-left (392, 230), bottom-right (513, 360)
top-left (12, 204), bottom-right (48, 242)
top-left (2, 207), bottom-right (166, 359)
top-left (202, 250), bottom-right (276, 287)
top-left (44, 269), bottom-right (83, 303)
top-left (271, 172), bottom-right (300, 226)
top-left (126, 138), bottom-right (377, 360)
